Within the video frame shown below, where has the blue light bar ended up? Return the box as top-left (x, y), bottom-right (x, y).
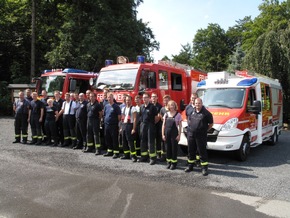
top-left (43, 69), bottom-right (52, 74)
top-left (197, 80), bottom-right (206, 87)
top-left (105, 60), bottom-right (113, 66)
top-left (62, 68), bottom-right (88, 73)
top-left (237, 78), bottom-right (258, 86)
top-left (137, 55), bottom-right (145, 63)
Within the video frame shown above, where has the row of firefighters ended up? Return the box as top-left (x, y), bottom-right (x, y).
top-left (13, 89), bottom-right (213, 176)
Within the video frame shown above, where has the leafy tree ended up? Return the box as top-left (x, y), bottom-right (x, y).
top-left (227, 42), bottom-right (245, 72)
top-left (242, 0), bottom-right (290, 52)
top-left (172, 43), bottom-right (193, 65)
top-left (226, 16), bottom-right (252, 51)
top-left (45, 0), bottom-right (159, 71)
top-left (242, 0), bottom-right (290, 121)
top-left (192, 23), bottom-right (231, 72)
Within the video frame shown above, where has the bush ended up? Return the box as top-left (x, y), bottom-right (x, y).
top-left (0, 81), bottom-right (13, 116)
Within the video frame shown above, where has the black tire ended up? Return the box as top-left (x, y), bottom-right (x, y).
top-left (269, 128), bottom-right (278, 146)
top-left (235, 135), bottom-right (250, 161)
top-left (179, 145), bottom-right (188, 155)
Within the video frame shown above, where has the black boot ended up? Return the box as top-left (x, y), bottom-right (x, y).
top-left (112, 153), bottom-right (119, 159)
top-left (185, 164), bottom-right (193, 173)
top-left (46, 138), bottom-right (52, 145)
top-left (166, 162), bottom-right (171, 169)
top-left (22, 138), bottom-right (27, 144)
top-left (95, 149), bottom-right (101, 155)
top-left (29, 139), bottom-right (37, 145)
top-left (137, 156), bottom-right (149, 163)
top-left (83, 146), bottom-right (94, 153)
top-left (35, 139), bottom-right (42, 145)
top-left (120, 154), bottom-right (130, 160)
top-left (202, 166), bottom-right (208, 176)
top-left (13, 139), bottom-right (20, 143)
top-left (170, 163), bottom-right (177, 170)
top-left (149, 158), bottom-right (156, 165)
top-left (103, 152), bottom-right (113, 157)
top-left (131, 155), bottom-right (137, 162)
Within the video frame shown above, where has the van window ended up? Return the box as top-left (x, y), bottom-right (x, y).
top-left (261, 83), bottom-right (271, 111)
top-left (140, 70), bottom-right (156, 90)
top-left (159, 70), bottom-right (168, 90)
top-left (265, 86), bottom-right (271, 111)
top-left (171, 73), bottom-right (182, 91)
top-left (247, 89), bottom-right (256, 106)
top-left (72, 79), bottom-right (90, 94)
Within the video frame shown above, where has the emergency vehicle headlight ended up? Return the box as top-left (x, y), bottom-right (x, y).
top-left (221, 118), bottom-right (238, 131)
top-left (237, 78), bottom-right (257, 86)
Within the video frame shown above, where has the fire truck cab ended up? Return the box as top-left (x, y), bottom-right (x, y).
top-left (94, 56), bottom-right (206, 108)
top-left (180, 71), bottom-right (283, 161)
top-left (34, 68), bottom-right (97, 98)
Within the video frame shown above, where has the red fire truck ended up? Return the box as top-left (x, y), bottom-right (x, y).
top-left (33, 68), bottom-right (98, 98)
top-left (93, 56), bottom-right (207, 109)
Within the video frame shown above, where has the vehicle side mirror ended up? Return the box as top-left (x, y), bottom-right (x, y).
top-left (247, 100), bottom-right (261, 114)
top-left (70, 79), bottom-right (76, 92)
top-left (180, 99), bottom-right (186, 111)
top-left (32, 77), bottom-right (42, 95)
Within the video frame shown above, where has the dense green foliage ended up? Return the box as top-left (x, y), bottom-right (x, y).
top-left (0, 0), bottom-right (159, 85)
top-left (0, 0), bottom-right (159, 115)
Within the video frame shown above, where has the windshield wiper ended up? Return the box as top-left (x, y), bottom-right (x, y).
top-left (208, 104), bottom-right (233, 109)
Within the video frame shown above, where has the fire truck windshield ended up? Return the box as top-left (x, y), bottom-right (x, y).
top-left (197, 88), bottom-right (245, 108)
top-left (96, 68), bottom-right (138, 90)
top-left (41, 76), bottom-right (64, 96)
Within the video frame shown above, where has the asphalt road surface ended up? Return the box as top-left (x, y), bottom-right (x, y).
top-left (0, 117), bottom-right (290, 218)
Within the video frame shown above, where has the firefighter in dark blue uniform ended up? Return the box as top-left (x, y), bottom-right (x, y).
top-left (40, 90), bottom-right (49, 142)
top-left (151, 93), bottom-right (163, 160)
top-left (29, 92), bottom-right (44, 145)
top-left (139, 93), bottom-right (158, 165)
top-left (99, 88), bottom-right (109, 151)
top-left (74, 93), bottom-right (88, 150)
top-left (185, 98), bottom-right (213, 176)
top-left (185, 93), bottom-right (200, 165)
top-left (103, 92), bottom-right (121, 158)
top-left (120, 95), bottom-right (137, 162)
top-left (84, 92), bottom-right (102, 154)
top-left (13, 91), bottom-right (30, 144)
top-left (44, 99), bottom-right (59, 146)
top-left (53, 90), bottom-right (64, 146)
top-left (134, 95), bottom-right (142, 156)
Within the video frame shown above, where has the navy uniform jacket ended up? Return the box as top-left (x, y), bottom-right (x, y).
top-left (87, 101), bottom-right (102, 119)
top-left (140, 103), bottom-right (158, 124)
top-left (30, 100), bottom-right (44, 116)
top-left (188, 106), bottom-right (213, 134)
top-left (104, 103), bottom-right (121, 125)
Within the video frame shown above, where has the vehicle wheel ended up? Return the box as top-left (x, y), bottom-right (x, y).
top-left (235, 135), bottom-right (250, 161)
top-left (269, 128), bottom-right (278, 146)
top-left (179, 145), bottom-right (188, 155)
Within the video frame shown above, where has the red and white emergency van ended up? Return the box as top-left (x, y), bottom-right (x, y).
top-left (33, 68), bottom-right (98, 98)
top-left (93, 56), bottom-right (207, 108)
top-left (179, 70), bottom-right (283, 161)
